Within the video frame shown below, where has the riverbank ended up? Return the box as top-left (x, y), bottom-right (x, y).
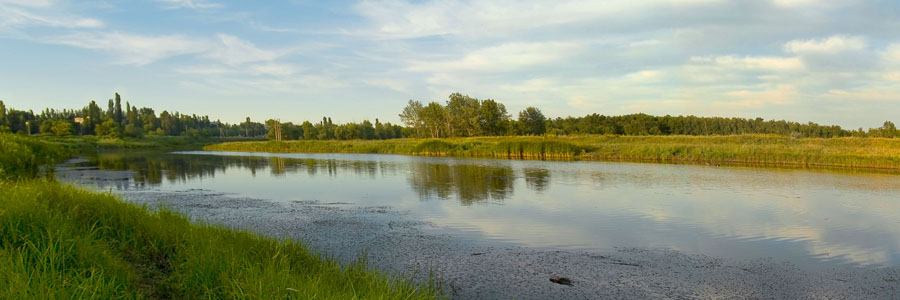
top-left (38, 134), bottom-right (263, 151)
top-left (0, 133), bottom-right (440, 299)
top-left (205, 135), bottom-right (900, 170)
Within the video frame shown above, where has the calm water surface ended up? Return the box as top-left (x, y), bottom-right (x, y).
top-left (70, 150), bottom-right (900, 268)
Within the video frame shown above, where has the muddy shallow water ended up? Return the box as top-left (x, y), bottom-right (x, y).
top-left (55, 152), bottom-right (900, 299)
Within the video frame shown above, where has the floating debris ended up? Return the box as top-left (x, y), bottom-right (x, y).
top-left (550, 276), bottom-right (572, 286)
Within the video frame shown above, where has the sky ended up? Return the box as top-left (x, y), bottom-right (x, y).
top-left (0, 0), bottom-right (898, 128)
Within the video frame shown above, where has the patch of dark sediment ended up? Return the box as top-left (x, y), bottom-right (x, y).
top-left (58, 165), bottom-right (899, 299)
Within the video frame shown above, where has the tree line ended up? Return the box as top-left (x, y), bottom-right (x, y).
top-left (397, 93), bottom-right (899, 138)
top-left (543, 113), bottom-right (897, 138)
top-left (1, 92), bottom-right (898, 139)
top-left (398, 92), bottom-right (547, 137)
top-left (263, 117), bottom-right (404, 141)
top-left (0, 94), bottom-right (266, 138)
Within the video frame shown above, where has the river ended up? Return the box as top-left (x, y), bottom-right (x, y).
top-left (56, 150), bottom-right (900, 299)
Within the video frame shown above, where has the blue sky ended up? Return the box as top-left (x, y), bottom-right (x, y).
top-left (1, 0), bottom-right (898, 128)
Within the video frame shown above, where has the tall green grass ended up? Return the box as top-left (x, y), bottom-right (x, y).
top-left (206, 139), bottom-right (421, 155)
top-left (578, 135), bottom-right (900, 169)
top-left (206, 137), bottom-right (587, 160)
top-left (0, 181), bottom-right (440, 299)
top-left (0, 134), bottom-right (72, 180)
top-left (205, 134), bottom-right (900, 170)
top-left (35, 134), bottom-right (259, 151)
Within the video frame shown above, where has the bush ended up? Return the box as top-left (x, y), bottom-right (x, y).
top-left (123, 124), bottom-right (143, 138)
top-left (0, 134), bottom-right (71, 179)
top-left (51, 120), bottom-right (74, 136)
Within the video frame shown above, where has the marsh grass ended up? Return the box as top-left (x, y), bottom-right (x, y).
top-left (205, 134), bottom-right (900, 170)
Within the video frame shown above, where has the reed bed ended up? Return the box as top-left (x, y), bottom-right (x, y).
top-left (205, 134), bottom-right (900, 170)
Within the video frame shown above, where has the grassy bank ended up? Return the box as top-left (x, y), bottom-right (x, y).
top-left (0, 133), bottom-right (441, 299)
top-left (36, 135), bottom-right (263, 151)
top-left (0, 134), bottom-right (231, 179)
top-left (0, 181), bottom-right (439, 299)
top-left (205, 135), bottom-right (900, 170)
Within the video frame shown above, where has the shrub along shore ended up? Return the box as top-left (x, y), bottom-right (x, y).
top-left (0, 133), bottom-right (441, 299)
top-left (204, 134), bottom-right (900, 171)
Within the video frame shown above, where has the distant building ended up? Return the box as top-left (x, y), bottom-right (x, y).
top-left (74, 117), bottom-right (84, 124)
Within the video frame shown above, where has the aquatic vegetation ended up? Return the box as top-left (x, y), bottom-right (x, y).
top-left (205, 134), bottom-right (900, 170)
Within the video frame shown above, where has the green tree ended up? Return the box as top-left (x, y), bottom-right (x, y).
top-left (39, 120), bottom-right (53, 134)
top-left (518, 107), bottom-right (546, 136)
top-left (0, 100), bottom-right (7, 129)
top-left (160, 111), bottom-right (177, 135)
top-left (125, 102), bottom-right (141, 128)
top-left (95, 119), bottom-right (121, 138)
top-left (479, 99), bottom-right (509, 136)
top-left (124, 123), bottom-right (143, 138)
top-left (83, 100), bottom-right (103, 135)
top-left (316, 117), bottom-right (334, 140)
top-left (445, 93), bottom-right (480, 137)
top-left (140, 107), bottom-right (158, 133)
top-left (399, 100), bottom-right (424, 138)
top-left (421, 102), bottom-right (447, 138)
top-left (107, 99), bottom-right (115, 120)
top-left (877, 121), bottom-right (898, 138)
top-left (114, 93), bottom-right (124, 125)
top-left (51, 120), bottom-right (74, 136)
top-left (359, 120), bottom-right (375, 139)
top-left (301, 121), bottom-right (317, 140)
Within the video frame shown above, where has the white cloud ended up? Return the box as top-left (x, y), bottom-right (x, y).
top-left (154, 0), bottom-right (222, 9)
top-left (784, 35), bottom-right (866, 54)
top-left (770, 0), bottom-right (815, 7)
top-left (0, 0), bottom-right (53, 7)
top-left (408, 42), bottom-right (583, 73)
top-left (363, 78), bottom-right (411, 93)
top-left (206, 34), bottom-right (283, 65)
top-left (627, 39), bottom-right (663, 48)
top-left (0, 6), bottom-right (103, 29)
top-left (248, 63), bottom-right (297, 76)
top-left (175, 65), bottom-right (235, 75)
top-left (353, 0), bottom-right (636, 39)
top-left (882, 44), bottom-right (900, 65)
top-left (46, 32), bottom-right (208, 65)
top-left (885, 72), bottom-right (900, 82)
top-left (622, 70), bottom-right (665, 83)
top-left (678, 55), bottom-right (803, 86)
top-left (696, 56), bottom-right (803, 70)
top-left (247, 21), bottom-right (298, 33)
top-left (719, 85), bottom-right (799, 108)
top-left (353, 0), bottom-right (735, 40)
top-left (181, 75), bottom-right (346, 96)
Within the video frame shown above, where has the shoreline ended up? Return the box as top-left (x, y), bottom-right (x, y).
top-left (203, 135), bottom-right (900, 172)
top-left (56, 160), bottom-right (900, 299)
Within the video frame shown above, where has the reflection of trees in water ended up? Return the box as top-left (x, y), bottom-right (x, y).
top-left (92, 153), bottom-right (557, 206)
top-left (524, 168), bottom-right (550, 192)
top-left (268, 158), bottom-right (381, 178)
top-left (92, 152), bottom-right (395, 186)
top-left (407, 162), bottom-right (514, 205)
top-left (93, 152), bottom-right (227, 185)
